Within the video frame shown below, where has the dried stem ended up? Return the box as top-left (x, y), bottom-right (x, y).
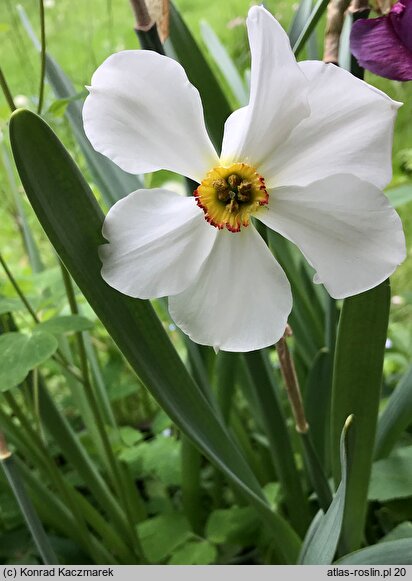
top-left (129, 0), bottom-right (153, 31)
top-left (276, 327), bottom-right (309, 433)
top-left (350, 0), bottom-right (371, 11)
top-left (0, 431), bottom-right (11, 460)
top-left (323, 0), bottom-right (353, 64)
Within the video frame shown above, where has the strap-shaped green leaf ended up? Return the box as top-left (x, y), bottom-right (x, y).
top-left (288, 0), bottom-right (313, 47)
top-left (337, 540), bottom-right (412, 565)
top-left (375, 364), bottom-right (412, 459)
top-left (299, 416), bottom-right (352, 564)
top-left (331, 281), bottom-right (390, 553)
top-left (9, 108), bottom-right (300, 563)
top-left (200, 20), bottom-right (248, 107)
top-left (167, 3), bottom-right (232, 149)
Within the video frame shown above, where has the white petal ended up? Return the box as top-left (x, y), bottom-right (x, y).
top-left (83, 50), bottom-right (219, 182)
top-left (99, 189), bottom-right (217, 298)
top-left (220, 6), bottom-right (310, 167)
top-left (258, 175), bottom-right (406, 299)
top-left (264, 61), bottom-right (401, 189)
top-left (169, 226), bottom-right (292, 352)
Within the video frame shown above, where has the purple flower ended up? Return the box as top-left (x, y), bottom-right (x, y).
top-left (351, 0), bottom-right (412, 81)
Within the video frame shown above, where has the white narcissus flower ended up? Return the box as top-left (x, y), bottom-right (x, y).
top-left (83, 5), bottom-right (405, 352)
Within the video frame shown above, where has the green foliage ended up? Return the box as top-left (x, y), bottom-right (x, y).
top-left (36, 315), bottom-right (94, 335)
top-left (369, 447), bottom-right (412, 502)
top-left (137, 513), bottom-right (192, 563)
top-left (168, 539), bottom-right (217, 565)
top-left (206, 507), bottom-right (260, 546)
top-left (0, 331), bottom-right (58, 391)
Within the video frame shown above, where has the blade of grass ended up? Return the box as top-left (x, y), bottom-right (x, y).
top-left (200, 20), bottom-right (248, 107)
top-left (293, 0), bottom-right (330, 56)
top-left (288, 0), bottom-right (313, 47)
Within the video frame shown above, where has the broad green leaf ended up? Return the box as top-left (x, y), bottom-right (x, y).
top-left (0, 331), bottom-right (58, 391)
top-left (119, 427), bottom-right (143, 447)
top-left (10, 109), bottom-right (300, 564)
top-left (120, 436), bottom-right (181, 486)
top-left (337, 539), bottom-right (412, 565)
top-left (299, 416), bottom-right (352, 564)
top-left (141, 437), bottom-right (181, 486)
top-left (17, 5), bottom-right (143, 208)
top-left (168, 539), bottom-right (217, 565)
top-left (167, 2), bottom-right (232, 149)
top-left (36, 315), bottom-right (94, 335)
top-left (331, 281), bottom-right (390, 552)
top-left (137, 513), bottom-right (191, 563)
top-left (369, 447), bottom-right (412, 502)
top-left (206, 506), bottom-right (259, 546)
top-left (385, 183), bottom-right (412, 208)
top-left (200, 20), bottom-right (248, 106)
top-left (375, 364), bottom-right (412, 459)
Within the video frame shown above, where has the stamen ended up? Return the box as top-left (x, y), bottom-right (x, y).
top-left (194, 162), bottom-right (268, 232)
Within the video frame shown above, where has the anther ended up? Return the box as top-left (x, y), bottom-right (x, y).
top-left (213, 178), bottom-right (230, 202)
top-left (227, 174), bottom-right (241, 190)
top-left (213, 178), bottom-right (229, 193)
top-left (237, 180), bottom-right (252, 202)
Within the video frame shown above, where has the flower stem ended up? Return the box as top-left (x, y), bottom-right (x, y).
top-left (37, 0), bottom-right (46, 115)
top-left (129, 0), bottom-right (152, 29)
top-left (0, 67), bottom-right (16, 112)
top-left (0, 252), bottom-right (39, 322)
top-left (324, 0), bottom-right (352, 64)
top-left (0, 430), bottom-right (11, 460)
top-left (129, 0), bottom-right (165, 53)
top-left (276, 327), bottom-right (309, 434)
